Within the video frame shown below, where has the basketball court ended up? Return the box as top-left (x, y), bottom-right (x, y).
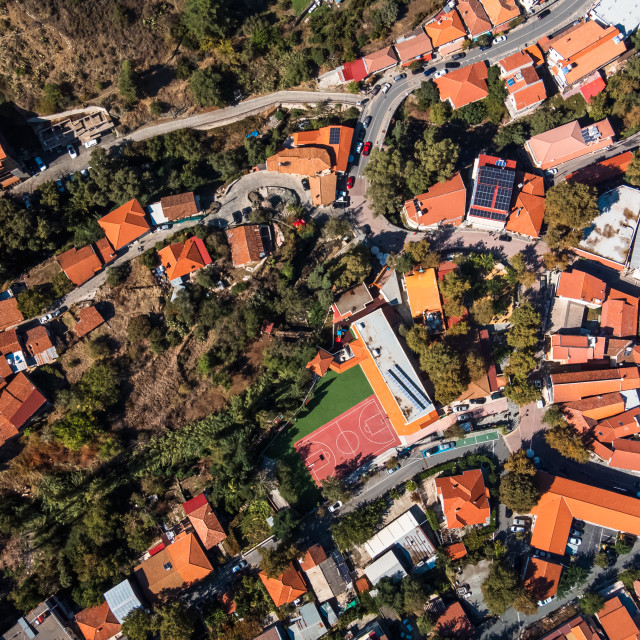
top-left (295, 394), bottom-right (401, 486)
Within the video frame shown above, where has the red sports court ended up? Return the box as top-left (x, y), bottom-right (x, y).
top-left (295, 395), bottom-right (400, 486)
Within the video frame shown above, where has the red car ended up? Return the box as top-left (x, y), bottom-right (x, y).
top-left (363, 142), bottom-right (372, 156)
top-left (346, 176), bottom-right (355, 189)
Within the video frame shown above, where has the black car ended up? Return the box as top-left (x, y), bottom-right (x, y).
top-left (363, 115), bottom-right (373, 128)
top-left (479, 43), bottom-right (492, 51)
top-left (538, 8), bottom-right (551, 19)
top-left (301, 178), bottom-right (310, 190)
top-left (445, 61), bottom-right (461, 68)
top-left (452, 52), bottom-right (466, 60)
top-left (424, 67), bottom-right (437, 76)
top-left (357, 127), bottom-right (366, 142)
top-left (393, 73), bottom-right (407, 82)
top-left (371, 85), bottom-right (381, 96)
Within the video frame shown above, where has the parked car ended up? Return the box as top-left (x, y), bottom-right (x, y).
top-left (570, 528), bottom-right (582, 537)
top-left (371, 85), bottom-right (381, 97)
top-left (536, 398), bottom-right (545, 409)
top-left (423, 442), bottom-right (456, 457)
top-left (453, 404), bottom-right (469, 412)
top-left (547, 168), bottom-right (558, 175)
top-left (363, 142), bottom-right (372, 156)
top-left (387, 465), bottom-right (399, 475)
top-left (514, 517), bottom-right (529, 527)
top-left (510, 525), bottom-right (526, 533)
top-left (493, 35), bottom-right (507, 44)
top-left (393, 73), bottom-right (407, 82)
top-left (301, 177), bottom-right (310, 190)
top-left (491, 391), bottom-right (503, 400)
top-left (22, 194), bottom-right (32, 209)
top-left (538, 8), bottom-right (551, 19)
top-left (381, 83), bottom-right (392, 94)
top-left (434, 69), bottom-right (448, 78)
top-left (84, 138), bottom-right (99, 148)
top-left (445, 62), bottom-right (461, 68)
top-left (232, 560), bottom-right (248, 574)
top-left (34, 156), bottom-right (47, 172)
top-left (535, 550), bottom-right (551, 559)
top-left (569, 537), bottom-right (582, 546)
top-left (470, 397), bottom-right (486, 405)
top-left (346, 176), bottom-right (355, 189)
top-left (336, 190), bottom-right (347, 197)
top-left (40, 309), bottom-right (61, 323)
top-left (363, 115), bottom-right (373, 129)
top-left (356, 98), bottom-right (368, 107)
top-left (357, 126), bottom-right (366, 142)
top-left (424, 67), bottom-right (437, 76)
top-left (66, 144), bottom-right (78, 159)
top-left (479, 43), bottom-right (492, 51)
top-left (328, 501), bottom-right (343, 513)
top-left (56, 179), bottom-right (65, 193)
top-left (356, 141), bottom-right (364, 153)
top-left (452, 52), bottom-right (466, 60)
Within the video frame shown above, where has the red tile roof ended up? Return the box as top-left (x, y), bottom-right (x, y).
top-left (404, 172), bottom-right (467, 227)
top-left (550, 367), bottom-right (640, 403)
top-left (499, 51), bottom-right (535, 74)
top-left (563, 391), bottom-right (626, 421)
top-left (292, 126), bottom-right (354, 174)
top-left (56, 245), bottom-right (103, 286)
top-left (306, 350), bottom-right (334, 378)
top-left (594, 407), bottom-right (640, 444)
top-left (160, 192), bottom-right (199, 221)
top-left (435, 61), bottom-right (488, 109)
top-left (225, 225), bottom-right (267, 267)
top-left (394, 29), bottom-right (433, 64)
top-left (567, 151), bottom-right (633, 185)
top-left (98, 199), bottom-right (149, 250)
top-left (24, 325), bottom-right (57, 365)
top-left (182, 493), bottom-right (226, 549)
top-left (548, 334), bottom-right (606, 364)
top-left (0, 297), bottom-right (24, 331)
top-left (525, 557), bottom-right (563, 602)
top-left (537, 615), bottom-right (601, 640)
top-left (158, 237), bottom-right (212, 281)
top-left (505, 173), bottom-right (545, 237)
top-left (580, 75), bottom-right (606, 103)
top-left (0, 328), bottom-right (22, 355)
top-left (609, 438), bottom-right (640, 472)
top-left (299, 544), bottom-right (328, 571)
top-left (556, 269), bottom-right (606, 304)
top-left (425, 10), bottom-right (467, 48)
top-left (340, 59), bottom-right (368, 83)
top-left (435, 469), bottom-right (491, 529)
top-left (363, 46), bottom-right (399, 74)
top-left (259, 562), bottom-right (307, 607)
top-left (601, 289), bottom-right (639, 338)
top-left (445, 542), bottom-right (467, 560)
top-left (75, 306), bottom-right (106, 338)
top-left (434, 602), bottom-right (475, 639)
top-left (597, 595), bottom-right (640, 640)
top-left (95, 238), bottom-right (116, 266)
top-left (457, 0), bottom-right (492, 38)
top-left (480, 0), bottom-right (520, 27)
top-left (0, 372), bottom-right (47, 445)
top-left (75, 601), bottom-right (121, 640)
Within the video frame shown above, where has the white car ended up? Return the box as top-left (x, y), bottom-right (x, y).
top-left (547, 168), bottom-right (558, 175)
top-left (511, 525), bottom-right (526, 533)
top-left (328, 501), bottom-right (343, 513)
top-left (39, 310), bottom-right (61, 323)
top-left (381, 83), bottom-right (392, 94)
top-left (453, 404), bottom-right (469, 412)
top-left (67, 144), bottom-right (78, 159)
top-left (232, 559), bottom-right (248, 574)
top-left (434, 69), bottom-right (448, 78)
top-left (493, 35), bottom-right (507, 44)
top-left (569, 536), bottom-right (582, 546)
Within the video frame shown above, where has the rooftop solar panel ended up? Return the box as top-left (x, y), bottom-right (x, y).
top-left (384, 365), bottom-right (430, 413)
top-left (329, 127), bottom-right (341, 144)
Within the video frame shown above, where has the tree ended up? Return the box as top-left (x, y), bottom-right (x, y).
top-left (415, 80), bottom-right (440, 110)
top-left (271, 509), bottom-right (300, 542)
top-left (504, 450), bottom-right (536, 476)
top-left (494, 121), bottom-right (529, 149)
top-left (363, 148), bottom-right (405, 217)
top-left (594, 551), bottom-right (609, 568)
top-left (122, 609), bottom-right (154, 640)
top-left (260, 542), bottom-right (300, 578)
top-left (403, 239), bottom-right (440, 268)
top-left (181, 0), bottom-right (233, 41)
top-left (507, 302), bottom-right (540, 349)
top-left (157, 602), bottom-right (195, 640)
top-left (580, 592), bottom-right (605, 616)
top-left (334, 246), bottom-right (371, 289)
top-left (331, 499), bottom-right (385, 550)
top-left (545, 182), bottom-right (599, 249)
top-left (542, 405), bottom-right (565, 428)
top-left (440, 270), bottom-right (471, 303)
top-left (190, 66), bottom-right (226, 107)
top-left (106, 264), bottom-right (130, 287)
top-left (513, 591), bottom-right (538, 615)
top-left (504, 380), bottom-right (540, 406)
top-left (545, 424), bottom-right (590, 462)
top-left (505, 350), bottom-right (538, 380)
top-left (17, 286), bottom-right (54, 318)
top-left (322, 476), bottom-right (351, 503)
top-left (455, 100), bottom-right (487, 125)
top-left (87, 335), bottom-right (111, 359)
top-left (500, 472), bottom-right (539, 512)
top-left (417, 613), bottom-right (435, 635)
top-left (626, 149), bottom-right (640, 187)
top-left (557, 564), bottom-right (588, 598)
top-left (481, 563), bottom-right (520, 615)
top-left (444, 422), bottom-right (466, 439)
top-left (509, 253), bottom-right (536, 288)
top-left (406, 128), bottom-right (460, 195)
top-left (52, 412), bottom-right (101, 450)
top-left (471, 298), bottom-right (495, 325)
top-left (465, 350), bottom-right (486, 382)
top-left (419, 342), bottom-right (467, 405)
top-left (118, 60), bottom-right (138, 104)
top-left (346, 81), bottom-right (360, 94)
top-left (128, 315), bottom-right (152, 343)
top-left (429, 101), bottom-right (452, 125)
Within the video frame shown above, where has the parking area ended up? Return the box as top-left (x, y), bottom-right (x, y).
top-left (570, 522), bottom-right (618, 558)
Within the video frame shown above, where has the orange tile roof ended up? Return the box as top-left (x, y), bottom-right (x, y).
top-left (404, 172), bottom-right (466, 227)
top-left (56, 245), bottom-right (103, 286)
top-left (292, 126), bottom-right (355, 174)
top-left (425, 10), bottom-right (467, 48)
top-left (355, 576), bottom-right (371, 593)
top-left (531, 472), bottom-right (640, 555)
top-left (299, 544), bottom-right (327, 571)
top-left (524, 44), bottom-right (545, 66)
top-left (308, 174), bottom-right (338, 206)
top-left (160, 192), bottom-right (199, 221)
top-left (434, 61), bottom-right (488, 109)
top-left (556, 269), bottom-right (606, 304)
top-left (266, 147), bottom-right (332, 176)
top-left (434, 602), bottom-right (475, 638)
top-left (525, 557), bottom-right (563, 602)
top-left (512, 78), bottom-right (547, 112)
top-left (75, 601), bottom-right (121, 640)
top-left (306, 349), bottom-right (334, 377)
top-left (404, 268), bottom-right (442, 318)
top-left (499, 51), bottom-right (535, 74)
top-left (480, 0), bottom-right (520, 27)
top-left (95, 238), bottom-right (116, 266)
top-left (457, 0), bottom-right (492, 38)
top-left (445, 542), bottom-right (467, 560)
top-left (98, 199), bottom-right (149, 250)
top-left (602, 289), bottom-right (639, 338)
top-left (526, 118), bottom-right (615, 170)
top-left (0, 372), bottom-right (46, 444)
top-left (609, 439), bottom-right (640, 472)
top-left (363, 46), bottom-right (399, 74)
top-left (394, 30), bottom-right (433, 63)
top-left (550, 367), bottom-right (640, 403)
top-left (505, 173), bottom-right (545, 237)
top-left (225, 225), bottom-right (266, 267)
top-left (548, 334), bottom-right (606, 364)
top-left (182, 494), bottom-right (227, 549)
top-left (549, 21), bottom-right (627, 86)
top-left (567, 151), bottom-right (633, 185)
top-left (0, 297), bottom-right (24, 331)
top-left (563, 393), bottom-right (627, 421)
top-left (158, 237), bottom-right (212, 281)
top-left (259, 562), bottom-right (307, 607)
top-left (593, 407), bottom-right (640, 444)
top-left (329, 337), bottom-right (368, 374)
top-left (0, 328), bottom-right (22, 355)
top-left (24, 325), bottom-right (56, 364)
top-left (597, 595), bottom-right (640, 640)
top-left (435, 469), bottom-right (491, 529)
top-left (538, 616), bottom-right (601, 640)
top-left (75, 306), bottom-right (105, 338)
top-left (134, 532), bottom-right (213, 601)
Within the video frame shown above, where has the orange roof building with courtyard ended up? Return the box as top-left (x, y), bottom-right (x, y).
top-left (435, 469), bottom-right (491, 529)
top-left (435, 62), bottom-right (488, 109)
top-left (98, 199), bottom-right (149, 251)
top-left (555, 269), bottom-right (606, 306)
top-left (457, 0), bottom-right (492, 38)
top-left (403, 172), bottom-right (467, 229)
top-left (291, 126), bottom-right (354, 174)
top-left (225, 224), bottom-right (271, 268)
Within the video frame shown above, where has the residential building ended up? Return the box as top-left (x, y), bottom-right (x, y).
top-left (549, 367), bottom-right (640, 403)
top-left (577, 73), bottom-right (607, 103)
top-left (567, 151), bottom-right (633, 185)
top-left (530, 472), bottom-right (640, 555)
top-left (536, 615), bottom-right (601, 640)
top-left (158, 237), bottom-right (212, 283)
top-left (425, 10), bottom-right (467, 50)
top-left (299, 545), bottom-right (349, 602)
top-left (337, 59), bottom-right (368, 84)
top-left (498, 50), bottom-right (546, 115)
top-left (259, 562), bottom-right (307, 606)
top-left (36, 109), bottom-right (114, 150)
top-left (225, 224), bottom-right (273, 268)
top-left (148, 192), bottom-right (202, 226)
top-left (354, 621), bottom-right (389, 640)
top-left (457, 0), bottom-right (492, 39)
top-left (362, 46), bottom-right (398, 75)
top-left (479, 0), bottom-right (520, 30)
top-left (526, 118), bottom-right (615, 170)
top-left (435, 469), bottom-right (491, 529)
top-left (403, 268), bottom-right (443, 330)
top-left (601, 290), bottom-right (639, 338)
top-left (593, 407), bottom-right (640, 444)
top-left (103, 579), bottom-right (144, 624)
top-left (455, 329), bottom-right (505, 402)
top-left (466, 154), bottom-right (517, 229)
top-left (332, 283), bottom-right (374, 322)
top-left (433, 602), bottom-right (475, 639)
top-left (504, 172), bottom-right (545, 237)
top-left (0, 132), bottom-right (26, 189)
top-left (287, 603), bottom-right (329, 640)
top-left (75, 306), bottom-right (106, 338)
top-left (182, 493), bottom-right (226, 550)
top-left (435, 61), bottom-right (488, 109)
top-left (134, 531), bottom-right (213, 601)
top-left (523, 557), bottom-right (563, 606)
top-left (589, 0), bottom-right (640, 36)
top-left (547, 335), bottom-right (606, 364)
top-left (0, 371), bottom-right (47, 446)
top-left (1, 596), bottom-right (77, 640)
top-left (403, 172), bottom-right (467, 229)
top-left (597, 595), bottom-right (640, 640)
top-left (546, 20), bottom-right (627, 90)
top-left (24, 325), bottom-right (58, 366)
top-left (564, 391), bottom-right (630, 421)
top-left (56, 242), bottom-right (115, 286)
top-left (0, 328), bottom-right (27, 373)
top-left (394, 29), bottom-right (433, 66)
top-left (364, 548), bottom-right (407, 585)
top-left (97, 199), bottom-right (149, 251)
top-left (555, 269), bottom-right (606, 307)
top-left (0, 295), bottom-right (24, 332)
top-left (75, 601), bottom-right (121, 640)
top-left (253, 625), bottom-right (287, 640)
top-left (445, 542), bottom-right (467, 561)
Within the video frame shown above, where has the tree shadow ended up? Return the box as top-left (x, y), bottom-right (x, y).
top-left (140, 64), bottom-right (177, 99)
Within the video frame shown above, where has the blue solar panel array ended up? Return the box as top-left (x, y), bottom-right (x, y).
top-left (384, 365), bottom-right (430, 413)
top-left (471, 163), bottom-right (516, 213)
top-left (329, 127), bottom-right (341, 144)
top-left (469, 208), bottom-right (508, 221)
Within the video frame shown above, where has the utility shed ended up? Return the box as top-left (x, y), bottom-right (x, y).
top-left (364, 549), bottom-right (407, 585)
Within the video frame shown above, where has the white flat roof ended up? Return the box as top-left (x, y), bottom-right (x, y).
top-left (364, 549), bottom-right (407, 585)
top-left (148, 201), bottom-right (168, 226)
top-left (364, 511), bottom-right (420, 559)
top-left (590, 0), bottom-right (640, 35)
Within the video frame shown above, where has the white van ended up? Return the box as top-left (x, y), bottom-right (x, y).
top-left (84, 138), bottom-right (99, 148)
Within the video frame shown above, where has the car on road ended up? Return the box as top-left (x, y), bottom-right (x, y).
top-left (356, 98), bottom-right (368, 107)
top-left (569, 536), bottom-right (582, 546)
top-left (363, 115), bottom-right (373, 128)
top-left (371, 85), bottom-right (381, 97)
top-left (328, 501), bottom-right (343, 512)
top-left (355, 141), bottom-right (364, 154)
top-left (424, 67), bottom-right (437, 76)
top-left (538, 8), bottom-right (551, 19)
top-left (346, 176), bottom-right (355, 189)
top-left (362, 142), bottom-right (372, 156)
top-left (546, 168), bottom-right (558, 175)
top-left (34, 156), bottom-right (47, 172)
top-left (67, 144), bottom-right (78, 159)
top-left (56, 179), bottom-right (65, 192)
top-left (434, 69), bottom-right (448, 78)
top-left (479, 43), bottom-right (492, 51)
top-left (445, 62), bottom-right (461, 68)
top-left (22, 195), bottom-right (32, 209)
top-left (381, 83), bottom-right (392, 94)
top-left (453, 404), bottom-right (469, 412)
top-left (452, 52), bottom-right (466, 60)
top-left (301, 177), bottom-right (310, 190)
top-left (40, 309), bottom-right (62, 324)
top-left (393, 73), bottom-right (407, 82)
top-left (493, 35), bottom-right (507, 44)
top-left (357, 126), bottom-right (366, 142)
top-left (232, 560), bottom-right (248, 574)
top-left (386, 465), bottom-right (399, 475)
top-left (423, 442), bottom-right (456, 457)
